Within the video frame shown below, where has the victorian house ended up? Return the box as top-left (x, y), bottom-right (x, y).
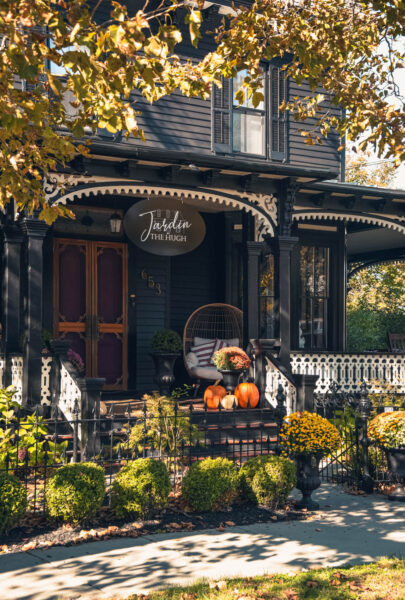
top-left (2, 0), bottom-right (405, 417)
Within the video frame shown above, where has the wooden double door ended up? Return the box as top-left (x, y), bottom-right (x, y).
top-left (53, 239), bottom-right (128, 389)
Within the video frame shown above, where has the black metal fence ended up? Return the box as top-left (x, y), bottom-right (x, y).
top-left (1, 383), bottom-right (403, 514)
top-left (0, 392), bottom-right (286, 513)
top-left (314, 381), bottom-right (405, 490)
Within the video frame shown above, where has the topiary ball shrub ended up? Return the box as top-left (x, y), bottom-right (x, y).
top-left (239, 455), bottom-right (296, 509)
top-left (0, 472), bottom-right (27, 533)
top-left (46, 463), bottom-right (105, 523)
top-left (182, 457), bottom-right (239, 512)
top-left (111, 458), bottom-right (171, 518)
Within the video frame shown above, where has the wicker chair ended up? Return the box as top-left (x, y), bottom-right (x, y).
top-left (183, 303), bottom-right (243, 387)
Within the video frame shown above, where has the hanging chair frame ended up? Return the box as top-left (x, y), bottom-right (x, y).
top-left (183, 303), bottom-right (243, 379)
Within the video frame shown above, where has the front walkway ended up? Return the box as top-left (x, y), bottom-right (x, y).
top-left (0, 485), bottom-right (404, 600)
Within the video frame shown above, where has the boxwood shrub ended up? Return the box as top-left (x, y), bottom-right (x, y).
top-left (181, 457), bottom-right (239, 512)
top-left (239, 455), bottom-right (296, 508)
top-left (46, 462), bottom-right (105, 523)
top-left (111, 458), bottom-right (171, 518)
top-left (0, 472), bottom-right (27, 533)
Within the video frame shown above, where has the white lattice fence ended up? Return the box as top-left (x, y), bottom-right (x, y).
top-left (291, 352), bottom-right (405, 394)
top-left (265, 357), bottom-right (296, 414)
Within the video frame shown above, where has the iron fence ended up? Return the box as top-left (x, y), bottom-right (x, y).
top-left (1, 383), bottom-right (402, 514)
top-left (314, 381), bottom-right (405, 489)
top-left (0, 395), bottom-right (284, 513)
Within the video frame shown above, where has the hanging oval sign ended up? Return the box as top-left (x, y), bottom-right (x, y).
top-left (123, 198), bottom-right (206, 256)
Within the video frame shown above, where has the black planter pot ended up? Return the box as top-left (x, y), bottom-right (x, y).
top-left (150, 352), bottom-right (180, 396)
top-left (295, 454), bottom-right (321, 511)
top-left (218, 369), bottom-right (244, 394)
top-left (385, 448), bottom-right (405, 502)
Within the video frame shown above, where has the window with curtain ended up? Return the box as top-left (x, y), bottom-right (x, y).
top-left (232, 70), bottom-right (266, 156)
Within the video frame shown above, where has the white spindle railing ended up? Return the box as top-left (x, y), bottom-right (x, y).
top-left (265, 356), bottom-right (297, 413)
top-left (59, 362), bottom-right (81, 421)
top-left (10, 355), bottom-right (23, 404)
top-left (291, 351), bottom-right (405, 394)
top-left (41, 355), bottom-right (53, 406)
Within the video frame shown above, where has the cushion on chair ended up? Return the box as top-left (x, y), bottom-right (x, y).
top-left (185, 352), bottom-right (199, 369)
top-left (190, 339), bottom-right (217, 367)
top-left (214, 337), bottom-right (240, 352)
top-left (193, 336), bottom-right (216, 347)
top-left (189, 365), bottom-right (223, 380)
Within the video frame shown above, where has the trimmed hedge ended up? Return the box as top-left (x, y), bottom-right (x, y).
top-left (181, 457), bottom-right (239, 512)
top-left (111, 458), bottom-right (171, 518)
top-left (46, 463), bottom-right (105, 523)
top-left (239, 455), bottom-right (296, 508)
top-left (0, 472), bottom-right (27, 533)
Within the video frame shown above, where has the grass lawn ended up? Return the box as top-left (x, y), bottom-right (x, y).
top-left (128, 558), bottom-right (405, 600)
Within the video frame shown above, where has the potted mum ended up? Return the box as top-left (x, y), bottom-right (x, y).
top-left (212, 346), bottom-right (251, 393)
top-left (368, 411), bottom-right (405, 501)
top-left (279, 411), bottom-right (341, 510)
top-left (150, 329), bottom-right (182, 395)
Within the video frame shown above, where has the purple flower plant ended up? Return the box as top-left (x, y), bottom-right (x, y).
top-left (67, 348), bottom-right (85, 373)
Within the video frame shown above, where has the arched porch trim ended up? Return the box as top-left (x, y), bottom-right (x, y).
top-left (293, 209), bottom-right (405, 235)
top-left (47, 179), bottom-right (277, 238)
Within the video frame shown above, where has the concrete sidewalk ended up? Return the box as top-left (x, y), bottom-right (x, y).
top-left (0, 485), bottom-right (404, 600)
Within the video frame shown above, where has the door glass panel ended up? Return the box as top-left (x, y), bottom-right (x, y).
top-left (299, 245), bottom-right (329, 350)
top-left (97, 333), bottom-right (123, 385)
top-left (260, 254), bottom-right (276, 338)
top-left (58, 244), bottom-right (86, 322)
top-left (97, 246), bottom-right (123, 324)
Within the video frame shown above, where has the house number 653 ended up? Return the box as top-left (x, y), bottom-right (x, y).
top-left (141, 269), bottom-right (162, 295)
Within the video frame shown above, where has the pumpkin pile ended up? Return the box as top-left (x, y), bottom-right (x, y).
top-left (204, 382), bottom-right (259, 410)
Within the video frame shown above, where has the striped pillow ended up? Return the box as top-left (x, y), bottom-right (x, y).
top-left (190, 339), bottom-right (217, 367)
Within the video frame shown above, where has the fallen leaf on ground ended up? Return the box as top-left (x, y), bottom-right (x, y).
top-left (315, 528), bottom-right (322, 532)
top-left (271, 516), bottom-right (277, 521)
top-left (0, 545), bottom-right (9, 553)
top-left (284, 589), bottom-right (299, 600)
top-left (217, 524), bottom-right (225, 532)
top-left (306, 581), bottom-right (318, 588)
top-left (225, 521), bottom-right (235, 527)
top-left (21, 541), bottom-right (37, 551)
top-left (169, 522), bottom-right (182, 529)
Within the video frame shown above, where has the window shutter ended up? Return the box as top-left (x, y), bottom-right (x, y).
top-left (212, 76), bottom-right (231, 153)
top-left (270, 66), bottom-right (287, 160)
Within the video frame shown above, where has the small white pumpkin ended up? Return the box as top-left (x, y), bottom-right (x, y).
top-left (221, 394), bottom-right (238, 410)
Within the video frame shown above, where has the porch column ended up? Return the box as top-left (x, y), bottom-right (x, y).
top-left (2, 225), bottom-right (23, 355)
top-left (277, 236), bottom-right (298, 369)
top-left (21, 216), bottom-right (49, 407)
top-left (244, 241), bottom-right (263, 344)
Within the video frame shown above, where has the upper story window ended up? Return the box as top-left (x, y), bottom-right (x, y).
top-left (232, 70), bottom-right (265, 156)
top-left (212, 65), bottom-right (287, 161)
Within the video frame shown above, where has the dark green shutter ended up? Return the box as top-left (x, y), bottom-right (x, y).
top-left (212, 76), bottom-right (231, 153)
top-left (270, 66), bottom-right (287, 160)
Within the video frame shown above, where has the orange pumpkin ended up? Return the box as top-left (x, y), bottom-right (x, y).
top-left (235, 382), bottom-right (259, 409)
top-left (204, 385), bottom-right (227, 409)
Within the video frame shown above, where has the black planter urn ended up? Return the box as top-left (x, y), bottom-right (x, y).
top-left (150, 352), bottom-right (180, 396)
top-left (218, 369), bottom-right (244, 394)
top-left (295, 454), bottom-right (321, 511)
top-left (385, 448), bottom-right (405, 502)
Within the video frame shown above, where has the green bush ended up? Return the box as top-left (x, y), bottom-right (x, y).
top-left (46, 463), bottom-right (105, 523)
top-left (181, 457), bottom-right (239, 512)
top-left (151, 329), bottom-right (182, 353)
top-left (239, 455), bottom-right (296, 508)
top-left (0, 472), bottom-right (27, 533)
top-left (111, 458), bottom-right (171, 518)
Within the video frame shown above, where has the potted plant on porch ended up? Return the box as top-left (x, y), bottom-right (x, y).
top-left (150, 329), bottom-right (182, 396)
top-left (212, 346), bottom-right (251, 394)
top-left (279, 411), bottom-right (341, 511)
top-left (368, 411), bottom-right (405, 501)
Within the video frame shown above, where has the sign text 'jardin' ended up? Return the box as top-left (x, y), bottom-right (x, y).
top-left (124, 198), bottom-right (206, 256)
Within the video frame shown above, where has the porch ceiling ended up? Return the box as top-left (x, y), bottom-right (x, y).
top-left (347, 227), bottom-right (405, 259)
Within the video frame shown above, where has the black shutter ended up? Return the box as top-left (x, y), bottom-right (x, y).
top-left (270, 66), bottom-right (287, 160)
top-left (212, 76), bottom-right (231, 153)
